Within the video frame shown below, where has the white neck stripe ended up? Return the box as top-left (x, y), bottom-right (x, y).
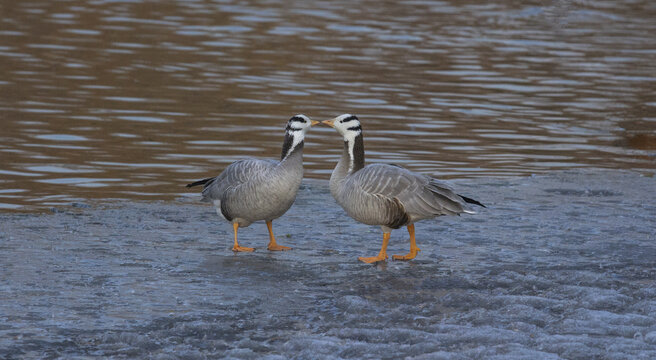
top-left (343, 129), bottom-right (360, 173)
top-left (283, 131), bottom-right (305, 160)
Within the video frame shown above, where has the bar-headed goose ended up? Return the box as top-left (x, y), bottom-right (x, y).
top-left (321, 114), bottom-right (485, 263)
top-left (187, 114), bottom-right (318, 252)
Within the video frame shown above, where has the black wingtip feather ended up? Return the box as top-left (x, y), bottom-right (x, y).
top-left (186, 177), bottom-right (215, 188)
top-left (459, 194), bottom-right (486, 208)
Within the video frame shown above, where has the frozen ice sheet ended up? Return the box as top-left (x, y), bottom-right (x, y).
top-left (1, 170), bottom-right (655, 359)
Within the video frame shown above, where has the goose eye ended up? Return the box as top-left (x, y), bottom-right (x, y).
top-left (290, 116), bottom-right (307, 124)
top-left (340, 115), bottom-right (358, 124)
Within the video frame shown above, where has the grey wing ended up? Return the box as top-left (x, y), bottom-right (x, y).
top-left (354, 164), bottom-right (467, 220)
top-left (352, 164), bottom-right (412, 199)
top-left (410, 178), bottom-right (468, 216)
top-left (200, 159), bottom-right (275, 202)
top-left (345, 164), bottom-right (412, 228)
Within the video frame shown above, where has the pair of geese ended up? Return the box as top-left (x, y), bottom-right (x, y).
top-left (187, 114), bottom-right (484, 263)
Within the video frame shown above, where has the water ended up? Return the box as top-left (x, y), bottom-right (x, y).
top-left (1, 0), bottom-right (655, 210)
top-left (1, 2), bottom-right (656, 357)
top-left (1, 171), bottom-right (655, 358)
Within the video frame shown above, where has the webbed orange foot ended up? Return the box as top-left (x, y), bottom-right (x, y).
top-left (267, 244), bottom-right (292, 251)
top-left (392, 248), bottom-right (421, 261)
top-left (358, 232), bottom-right (391, 263)
top-left (265, 221), bottom-right (291, 251)
top-left (358, 254), bottom-right (388, 264)
top-left (232, 245), bottom-right (255, 252)
top-left (393, 224), bottom-right (421, 261)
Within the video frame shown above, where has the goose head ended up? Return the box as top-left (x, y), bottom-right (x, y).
top-left (280, 114), bottom-right (318, 160)
top-left (321, 114), bottom-right (362, 142)
top-left (286, 114), bottom-right (319, 134)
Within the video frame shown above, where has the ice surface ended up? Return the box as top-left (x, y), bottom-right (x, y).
top-left (1, 170), bottom-right (655, 359)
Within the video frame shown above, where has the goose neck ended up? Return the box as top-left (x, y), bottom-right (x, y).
top-left (330, 133), bottom-right (364, 185)
top-left (345, 132), bottom-right (365, 174)
top-left (280, 132), bottom-right (304, 163)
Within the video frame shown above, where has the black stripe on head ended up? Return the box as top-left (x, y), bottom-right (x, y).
top-left (346, 124), bottom-right (362, 132)
top-left (285, 124), bottom-right (303, 132)
top-left (289, 115), bottom-right (307, 123)
top-left (339, 115), bottom-right (358, 124)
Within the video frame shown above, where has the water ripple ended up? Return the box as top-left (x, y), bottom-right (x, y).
top-left (0, 0), bottom-right (654, 210)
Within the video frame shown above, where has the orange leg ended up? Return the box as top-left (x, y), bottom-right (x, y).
top-left (358, 232), bottom-right (390, 263)
top-left (232, 222), bottom-right (254, 252)
top-left (266, 220), bottom-right (291, 251)
top-left (393, 224), bottom-right (421, 261)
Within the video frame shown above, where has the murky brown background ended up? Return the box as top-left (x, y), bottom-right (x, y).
top-left (1, 0), bottom-right (655, 211)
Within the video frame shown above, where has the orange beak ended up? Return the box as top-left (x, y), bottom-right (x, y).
top-left (321, 118), bottom-right (336, 127)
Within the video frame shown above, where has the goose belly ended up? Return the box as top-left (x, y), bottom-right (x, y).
top-left (338, 193), bottom-right (398, 226)
top-left (222, 181), bottom-right (300, 223)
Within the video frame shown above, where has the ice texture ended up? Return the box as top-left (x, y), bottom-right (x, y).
top-left (1, 170), bottom-right (655, 359)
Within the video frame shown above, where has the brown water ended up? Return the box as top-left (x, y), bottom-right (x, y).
top-left (1, 0), bottom-right (655, 211)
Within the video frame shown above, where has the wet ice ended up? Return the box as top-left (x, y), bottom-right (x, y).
top-left (1, 170), bottom-right (655, 359)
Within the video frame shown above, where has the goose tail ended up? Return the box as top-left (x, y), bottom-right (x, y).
top-left (459, 194), bottom-right (486, 211)
top-left (186, 177), bottom-right (215, 188)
